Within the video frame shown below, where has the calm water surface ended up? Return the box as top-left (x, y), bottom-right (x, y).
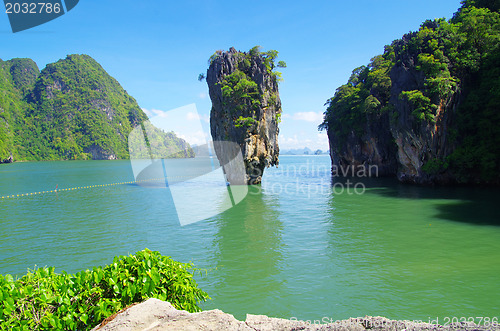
top-left (0, 156), bottom-right (499, 322)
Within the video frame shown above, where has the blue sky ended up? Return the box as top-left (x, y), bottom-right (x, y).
top-left (1, 0), bottom-right (461, 150)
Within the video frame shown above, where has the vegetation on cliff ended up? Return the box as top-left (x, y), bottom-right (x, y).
top-left (0, 249), bottom-right (209, 330)
top-left (210, 46), bottom-right (285, 129)
top-left (319, 52), bottom-right (393, 140)
top-left (321, 0), bottom-right (500, 184)
top-left (0, 54), bottom-right (192, 162)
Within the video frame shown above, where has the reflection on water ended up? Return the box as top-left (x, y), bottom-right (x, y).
top-left (334, 175), bottom-right (500, 226)
top-left (203, 186), bottom-right (285, 317)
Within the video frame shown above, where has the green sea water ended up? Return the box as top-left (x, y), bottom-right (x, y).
top-left (0, 156), bottom-right (499, 323)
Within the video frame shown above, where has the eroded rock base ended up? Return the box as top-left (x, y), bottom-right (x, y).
top-left (92, 299), bottom-right (498, 331)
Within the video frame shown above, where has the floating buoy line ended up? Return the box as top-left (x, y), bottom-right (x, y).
top-left (0, 177), bottom-right (167, 200)
top-left (0, 173), bottom-right (215, 200)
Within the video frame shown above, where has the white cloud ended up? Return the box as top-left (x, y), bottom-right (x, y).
top-left (279, 134), bottom-right (312, 149)
top-left (280, 134), bottom-right (299, 146)
top-left (317, 131), bottom-right (328, 139)
top-left (142, 106), bottom-right (210, 123)
top-left (198, 92), bottom-right (208, 99)
top-left (186, 112), bottom-right (209, 123)
top-left (177, 130), bottom-right (209, 146)
top-left (142, 104), bottom-right (210, 146)
top-left (141, 108), bottom-right (152, 117)
top-left (291, 111), bottom-right (324, 123)
top-left (316, 132), bottom-right (329, 149)
top-left (141, 108), bottom-right (169, 118)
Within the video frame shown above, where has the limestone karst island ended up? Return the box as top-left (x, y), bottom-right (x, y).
top-left (206, 46), bottom-right (283, 185)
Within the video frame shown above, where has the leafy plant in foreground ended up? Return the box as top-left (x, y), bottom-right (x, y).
top-left (0, 249), bottom-right (210, 330)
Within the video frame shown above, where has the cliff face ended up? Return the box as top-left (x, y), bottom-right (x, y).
top-left (326, 111), bottom-right (397, 177)
top-left (388, 37), bottom-right (460, 184)
top-left (207, 47), bottom-right (282, 184)
top-left (324, 45), bottom-right (460, 184)
top-left (322, 53), bottom-right (398, 178)
top-left (322, 3), bottom-right (500, 185)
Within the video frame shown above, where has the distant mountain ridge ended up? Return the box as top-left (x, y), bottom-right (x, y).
top-left (280, 147), bottom-right (328, 155)
top-left (0, 54), bottom-right (192, 162)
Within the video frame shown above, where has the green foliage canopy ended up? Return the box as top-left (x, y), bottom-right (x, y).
top-left (210, 46), bottom-right (285, 134)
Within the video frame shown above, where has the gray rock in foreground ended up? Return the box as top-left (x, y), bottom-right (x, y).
top-left (92, 298), bottom-right (499, 331)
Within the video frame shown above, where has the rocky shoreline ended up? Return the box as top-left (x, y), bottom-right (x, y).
top-left (0, 154), bottom-right (13, 164)
top-left (91, 298), bottom-right (499, 331)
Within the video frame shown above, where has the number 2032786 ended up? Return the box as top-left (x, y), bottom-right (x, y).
top-left (5, 2), bottom-right (62, 14)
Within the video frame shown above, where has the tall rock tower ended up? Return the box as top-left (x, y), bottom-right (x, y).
top-left (206, 47), bottom-right (284, 184)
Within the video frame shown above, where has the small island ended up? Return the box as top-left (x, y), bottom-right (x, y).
top-left (205, 46), bottom-right (285, 185)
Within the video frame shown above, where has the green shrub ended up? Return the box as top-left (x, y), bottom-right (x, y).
top-left (0, 249), bottom-right (210, 330)
top-left (422, 157), bottom-right (449, 175)
top-left (400, 90), bottom-right (437, 122)
top-left (234, 116), bottom-right (257, 128)
top-left (220, 70), bottom-right (261, 113)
